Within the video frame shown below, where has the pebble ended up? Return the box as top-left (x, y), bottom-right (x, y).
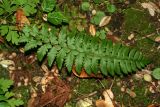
top-left (11, 52), bottom-right (17, 58)
top-left (121, 86), bottom-right (125, 92)
top-left (8, 55), bottom-right (13, 59)
top-left (92, 9), bottom-right (96, 15)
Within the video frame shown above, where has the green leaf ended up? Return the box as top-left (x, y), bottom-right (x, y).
top-left (1, 0), bottom-right (12, 13)
top-left (56, 49), bottom-right (66, 69)
top-left (91, 57), bottom-right (99, 74)
top-left (23, 4), bottom-right (37, 16)
top-left (5, 92), bottom-right (14, 99)
top-left (7, 98), bottom-right (24, 107)
top-left (24, 40), bottom-right (41, 51)
top-left (47, 47), bottom-right (58, 67)
top-left (84, 58), bottom-right (92, 75)
top-left (75, 53), bottom-right (85, 74)
top-left (0, 95), bottom-right (7, 101)
top-left (0, 78), bottom-right (13, 92)
top-left (0, 102), bottom-right (10, 107)
top-left (152, 68), bottom-right (160, 80)
top-left (12, 0), bottom-right (28, 5)
top-left (0, 8), bottom-right (5, 15)
top-left (81, 2), bottom-right (90, 11)
top-left (0, 26), bottom-right (9, 35)
top-left (58, 27), bottom-right (67, 47)
top-left (96, 30), bottom-right (106, 40)
top-left (107, 4), bottom-right (116, 13)
top-left (47, 11), bottom-right (68, 25)
top-left (65, 52), bottom-right (74, 72)
top-left (42, 0), bottom-right (56, 12)
top-left (100, 59), bottom-right (108, 76)
top-left (37, 44), bottom-right (52, 61)
top-left (91, 11), bottom-right (105, 25)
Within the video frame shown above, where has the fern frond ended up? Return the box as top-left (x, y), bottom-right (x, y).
top-left (21, 26), bottom-right (150, 76)
top-left (37, 44), bottom-right (52, 61)
top-left (24, 40), bottom-right (42, 51)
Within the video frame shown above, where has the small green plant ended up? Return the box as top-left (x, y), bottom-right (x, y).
top-left (19, 25), bottom-right (149, 76)
top-left (0, 78), bottom-right (24, 107)
top-left (91, 11), bottom-right (105, 25)
top-left (81, 2), bottom-right (90, 11)
top-left (104, 1), bottom-right (116, 13)
top-left (152, 68), bottom-right (160, 80)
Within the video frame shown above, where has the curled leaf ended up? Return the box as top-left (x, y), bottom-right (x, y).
top-left (89, 24), bottom-right (96, 36)
top-left (99, 16), bottom-right (111, 27)
top-left (16, 8), bottom-right (30, 30)
top-left (141, 2), bottom-right (160, 16)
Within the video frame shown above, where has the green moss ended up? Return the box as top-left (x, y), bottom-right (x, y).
top-left (123, 8), bottom-right (155, 35)
top-left (14, 86), bottom-right (30, 107)
top-left (136, 38), bottom-right (160, 66)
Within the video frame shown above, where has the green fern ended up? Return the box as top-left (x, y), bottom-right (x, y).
top-left (19, 25), bottom-right (150, 76)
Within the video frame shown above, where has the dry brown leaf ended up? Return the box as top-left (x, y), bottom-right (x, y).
top-left (72, 66), bottom-right (103, 78)
top-left (99, 16), bottom-right (111, 27)
top-left (96, 89), bottom-right (114, 107)
top-left (96, 100), bottom-right (107, 107)
top-left (0, 60), bottom-right (15, 68)
top-left (89, 24), bottom-right (96, 36)
top-left (41, 64), bottom-right (49, 74)
top-left (141, 2), bottom-right (160, 16)
top-left (16, 8), bottom-right (30, 30)
top-left (147, 104), bottom-right (160, 107)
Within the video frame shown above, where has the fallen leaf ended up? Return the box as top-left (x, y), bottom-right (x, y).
top-left (0, 60), bottom-right (15, 68)
top-left (89, 24), bottom-right (96, 36)
top-left (96, 89), bottom-right (114, 107)
top-left (147, 104), bottom-right (160, 107)
top-left (96, 100), bottom-right (107, 107)
top-left (72, 66), bottom-right (103, 78)
top-left (76, 98), bottom-right (93, 107)
top-left (141, 2), bottom-right (160, 16)
top-left (16, 8), bottom-right (30, 30)
top-left (99, 16), bottom-right (111, 27)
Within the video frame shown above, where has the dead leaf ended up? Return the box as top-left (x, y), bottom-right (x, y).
top-left (99, 16), bottom-right (111, 27)
top-left (141, 2), bottom-right (160, 16)
top-left (72, 66), bottom-right (103, 78)
top-left (147, 104), bottom-right (160, 107)
top-left (76, 98), bottom-right (93, 107)
top-left (107, 34), bottom-right (121, 43)
top-left (89, 24), bottom-right (96, 36)
top-left (96, 89), bottom-right (114, 107)
top-left (16, 8), bottom-right (30, 30)
top-left (0, 60), bottom-right (15, 68)
top-left (96, 100), bottom-right (107, 107)
top-left (41, 64), bottom-right (49, 74)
